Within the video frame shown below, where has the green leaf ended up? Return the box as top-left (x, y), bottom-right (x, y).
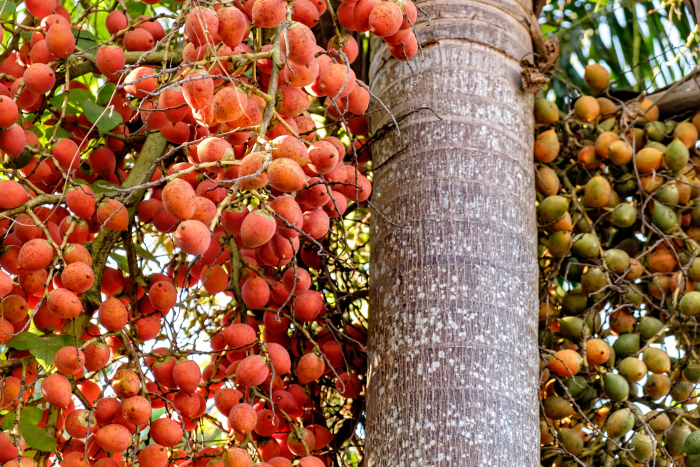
top-left (109, 252), bottom-right (129, 272)
top-left (82, 100), bottom-right (123, 133)
top-left (49, 89), bottom-right (94, 116)
top-left (26, 125), bottom-right (43, 139)
top-left (54, 126), bottom-right (73, 139)
top-left (87, 179), bottom-right (120, 194)
top-left (19, 425), bottom-right (57, 453)
top-left (97, 83), bottom-right (116, 106)
top-left (0, 1), bottom-right (17, 18)
top-left (1, 407), bottom-right (43, 430)
top-left (7, 333), bottom-right (77, 368)
top-left (71, 28), bottom-right (99, 51)
top-left (125, 1), bottom-right (147, 17)
top-left (134, 243), bottom-right (159, 264)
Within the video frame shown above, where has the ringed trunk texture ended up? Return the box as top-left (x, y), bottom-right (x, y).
top-left (365, 0), bottom-right (539, 465)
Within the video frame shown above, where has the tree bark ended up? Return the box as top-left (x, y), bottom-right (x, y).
top-left (365, 0), bottom-right (539, 465)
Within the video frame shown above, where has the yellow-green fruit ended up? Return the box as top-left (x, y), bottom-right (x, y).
top-left (534, 98), bottom-right (559, 125)
top-left (613, 333), bottom-right (640, 358)
top-left (640, 98), bottom-right (660, 122)
top-left (547, 231), bottom-right (571, 258)
top-left (651, 202), bottom-right (678, 233)
top-left (539, 195), bottom-right (569, 223)
top-left (535, 166), bottom-right (560, 196)
top-left (559, 316), bottom-right (589, 341)
top-left (535, 129), bottom-right (560, 162)
top-left (543, 396), bottom-right (574, 420)
top-left (671, 380), bottom-right (694, 402)
top-left (561, 291), bottom-right (587, 316)
top-left (558, 428), bottom-right (583, 456)
top-left (638, 316), bottom-right (664, 341)
top-left (644, 374), bottom-right (671, 400)
top-left (603, 373), bottom-right (629, 402)
top-left (595, 131), bottom-right (619, 158)
top-left (645, 141), bottom-right (666, 152)
top-left (574, 95), bottom-right (600, 122)
top-left (645, 410), bottom-right (671, 433)
top-left (605, 408), bottom-right (635, 438)
top-left (607, 140), bottom-right (633, 165)
top-left (604, 189), bottom-right (620, 208)
top-left (665, 138), bottom-right (690, 171)
top-left (611, 203), bottom-right (637, 228)
top-left (572, 233), bottom-right (600, 258)
top-left (655, 183), bottom-right (680, 205)
top-left (680, 291), bottom-right (700, 316)
top-left (684, 361), bottom-right (700, 383)
top-left (687, 430), bottom-right (700, 456)
top-left (675, 121), bottom-right (699, 148)
top-left (584, 175), bottom-right (611, 207)
top-left (643, 347), bottom-right (670, 374)
top-left (581, 267), bottom-right (607, 295)
top-left (665, 425), bottom-right (691, 457)
top-left (678, 176), bottom-right (692, 204)
top-left (666, 120), bottom-right (679, 134)
top-left (645, 120), bottom-right (666, 141)
top-left (619, 357), bottom-right (647, 382)
top-left (605, 248), bottom-right (630, 275)
top-left (629, 432), bottom-right (654, 462)
top-left (556, 376), bottom-right (588, 400)
top-left (689, 259), bottom-right (700, 282)
top-left (584, 64), bottom-right (611, 91)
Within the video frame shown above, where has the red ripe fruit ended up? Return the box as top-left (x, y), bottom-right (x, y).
top-left (89, 146), bottom-right (117, 178)
top-left (319, 64), bottom-right (356, 99)
top-left (61, 262), bottom-right (94, 293)
top-left (95, 397), bottom-right (122, 425)
top-left (182, 69), bottom-right (214, 111)
top-left (112, 369), bottom-right (141, 398)
top-left (198, 137), bottom-right (233, 169)
top-left (238, 152), bottom-right (269, 190)
top-left (98, 296), bottom-right (128, 331)
top-left (95, 424), bottom-right (131, 453)
top-left (254, 409), bottom-right (280, 437)
top-left (0, 319), bottom-right (13, 345)
top-left (0, 96), bottom-right (19, 128)
top-left (368, 1), bottom-right (403, 36)
top-left (83, 340), bottom-right (110, 372)
top-left (54, 346), bottom-right (85, 375)
top-left (18, 239), bottom-right (53, 272)
top-left (25, 0), bottom-right (55, 18)
top-left (298, 457), bottom-right (325, 467)
top-left (241, 211), bottom-right (277, 248)
top-left (228, 403), bottom-right (257, 434)
top-left (66, 185), bottom-right (96, 219)
top-left (282, 267), bottom-right (311, 295)
top-left (223, 448), bottom-right (253, 467)
top-left (124, 67), bottom-right (156, 98)
top-left (174, 220), bottom-right (211, 256)
top-left (336, 370), bottom-right (362, 398)
top-left (297, 353), bottom-right (325, 384)
top-left (65, 409), bottom-right (94, 438)
top-left (214, 387), bottom-right (242, 415)
top-left (149, 281), bottom-right (177, 311)
top-left (0, 124), bottom-right (27, 157)
top-left (236, 355), bottom-right (269, 387)
top-left (308, 141), bottom-right (339, 174)
top-left (267, 158), bottom-right (307, 193)
top-left (45, 23), bottom-right (75, 58)
top-left (158, 87), bottom-right (189, 123)
top-left (29, 40), bottom-right (57, 64)
top-left (267, 342), bottom-right (291, 374)
top-left (217, 7), bottom-right (248, 48)
top-left (353, 0), bottom-right (379, 31)
top-left (106, 11), bottom-right (128, 34)
top-left (213, 87), bottom-right (247, 123)
top-left (400, 0), bottom-right (417, 28)
top-left (173, 359), bottom-right (201, 394)
top-left (124, 28), bottom-right (155, 52)
top-left (345, 84), bottom-right (370, 115)
top-left (252, 0), bottom-right (287, 28)
top-left (388, 31), bottom-right (418, 60)
top-left (162, 178), bottom-right (196, 221)
top-left (292, 0), bottom-right (320, 27)
top-left (53, 138), bottom-right (81, 171)
top-left (288, 428), bottom-right (316, 456)
top-left (122, 395), bottom-right (152, 425)
top-left (97, 199), bottom-right (129, 231)
top-left (223, 323), bottom-right (257, 350)
top-left (302, 209), bottom-right (330, 239)
top-left (185, 7), bottom-right (220, 47)
top-left (292, 290), bottom-right (323, 322)
top-left (272, 135), bottom-right (309, 166)
top-left (23, 63), bottom-right (55, 94)
top-left (48, 287), bottom-right (82, 319)
top-left (42, 373), bottom-right (72, 408)
top-left (96, 46), bottom-right (126, 81)
top-left (280, 24), bottom-right (317, 65)
top-left (241, 276), bottom-right (271, 310)
top-left (150, 418), bottom-right (183, 447)
top-left (337, 2), bottom-right (357, 30)
top-left (138, 444), bottom-right (169, 467)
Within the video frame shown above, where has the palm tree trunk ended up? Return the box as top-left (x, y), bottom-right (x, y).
top-left (365, 0), bottom-right (539, 465)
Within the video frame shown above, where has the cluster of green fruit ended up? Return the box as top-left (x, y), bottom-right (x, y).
top-left (536, 63), bottom-right (700, 467)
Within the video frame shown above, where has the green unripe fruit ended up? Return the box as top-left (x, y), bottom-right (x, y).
top-left (616, 176), bottom-right (638, 197)
top-left (645, 141), bottom-right (667, 152)
top-left (646, 120), bottom-right (666, 141)
top-left (613, 333), bottom-right (640, 359)
top-left (619, 357), bottom-right (647, 382)
top-left (652, 202), bottom-right (678, 233)
top-left (665, 120), bottom-right (679, 134)
top-left (686, 430), bottom-right (700, 456)
top-left (534, 98), bottom-right (559, 125)
top-left (581, 267), bottom-right (607, 295)
top-left (603, 373), bottom-right (629, 402)
top-left (558, 428), bottom-right (583, 456)
top-left (539, 195), bottom-right (569, 224)
top-left (572, 233), bottom-right (600, 258)
top-left (612, 203), bottom-right (637, 228)
top-left (561, 291), bottom-right (587, 316)
top-left (559, 316), bottom-right (590, 341)
top-left (686, 454), bottom-right (700, 467)
top-left (671, 380), bottom-right (694, 402)
top-left (605, 249), bottom-right (630, 275)
top-left (656, 183), bottom-right (680, 205)
top-left (584, 175), bottom-right (611, 208)
top-left (665, 138), bottom-right (690, 171)
top-left (689, 259), bottom-right (700, 282)
top-left (605, 408), bottom-right (635, 439)
top-left (547, 231), bottom-right (571, 258)
top-left (684, 361), bottom-right (700, 383)
top-left (680, 291), bottom-right (700, 316)
top-left (625, 288), bottom-right (644, 308)
top-left (666, 425), bottom-right (691, 457)
top-left (629, 432), bottom-right (654, 462)
top-left (544, 396), bottom-right (573, 420)
top-left (638, 317), bottom-right (664, 340)
top-left (693, 204), bottom-right (700, 226)
top-left (560, 257), bottom-right (584, 282)
top-left (554, 376), bottom-right (588, 400)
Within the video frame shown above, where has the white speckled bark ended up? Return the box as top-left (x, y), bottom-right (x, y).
top-left (365, 0), bottom-right (539, 465)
